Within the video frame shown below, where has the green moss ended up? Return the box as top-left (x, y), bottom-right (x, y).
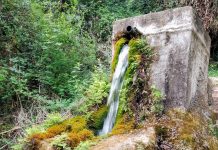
top-left (25, 115), bottom-right (97, 149)
top-left (125, 38), bottom-right (153, 82)
top-left (110, 115), bottom-right (134, 135)
top-left (154, 109), bottom-right (218, 149)
top-left (68, 129), bottom-right (94, 148)
top-left (128, 38), bottom-right (141, 62)
top-left (116, 37), bottom-right (155, 123)
top-left (27, 116), bottom-right (89, 145)
top-left (111, 38), bottom-right (128, 73)
top-left (116, 86), bottom-right (129, 122)
top-left (88, 105), bottom-right (109, 133)
top-left (63, 116), bottom-right (87, 133)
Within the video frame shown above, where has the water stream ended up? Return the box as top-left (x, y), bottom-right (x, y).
top-left (99, 45), bottom-right (129, 135)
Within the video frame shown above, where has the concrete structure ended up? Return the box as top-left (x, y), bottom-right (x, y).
top-left (112, 6), bottom-right (211, 112)
top-left (208, 77), bottom-right (218, 122)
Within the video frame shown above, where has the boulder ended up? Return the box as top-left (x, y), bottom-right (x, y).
top-left (112, 6), bottom-right (211, 113)
top-left (90, 128), bottom-right (155, 150)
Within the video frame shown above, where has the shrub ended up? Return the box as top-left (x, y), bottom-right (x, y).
top-left (76, 66), bottom-right (110, 114)
top-left (43, 113), bottom-right (64, 128)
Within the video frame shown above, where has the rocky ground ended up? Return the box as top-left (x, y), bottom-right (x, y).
top-left (90, 128), bottom-right (155, 150)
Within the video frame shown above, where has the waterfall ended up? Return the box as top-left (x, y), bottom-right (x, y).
top-left (99, 45), bottom-right (129, 135)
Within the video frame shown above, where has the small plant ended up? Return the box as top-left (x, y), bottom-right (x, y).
top-left (68, 129), bottom-right (94, 148)
top-left (46, 124), bottom-right (66, 136)
top-left (151, 85), bottom-right (164, 115)
top-left (208, 119), bottom-right (218, 138)
top-left (25, 125), bottom-right (45, 137)
top-left (43, 113), bottom-right (64, 128)
top-left (51, 134), bottom-right (71, 150)
top-left (74, 140), bottom-right (96, 150)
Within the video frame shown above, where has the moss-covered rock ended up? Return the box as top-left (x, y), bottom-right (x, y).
top-left (25, 116), bottom-right (95, 149)
top-left (68, 129), bottom-right (94, 148)
top-left (111, 38), bottom-right (128, 73)
top-left (116, 37), bottom-right (156, 125)
top-left (111, 115), bottom-right (134, 135)
top-left (88, 105), bottom-right (109, 134)
top-left (154, 109), bottom-right (218, 149)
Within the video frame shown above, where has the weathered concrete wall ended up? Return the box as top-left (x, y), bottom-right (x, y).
top-left (112, 6), bottom-right (211, 112)
top-left (208, 77), bottom-right (218, 113)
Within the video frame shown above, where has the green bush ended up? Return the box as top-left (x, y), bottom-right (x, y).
top-left (43, 113), bottom-right (64, 128)
top-left (76, 66), bottom-right (110, 114)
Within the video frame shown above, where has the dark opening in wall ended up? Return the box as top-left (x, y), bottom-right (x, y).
top-left (210, 29), bottom-right (218, 61)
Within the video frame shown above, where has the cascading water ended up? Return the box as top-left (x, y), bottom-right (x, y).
top-left (99, 45), bottom-right (129, 135)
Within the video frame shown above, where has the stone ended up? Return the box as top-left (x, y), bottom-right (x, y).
top-left (90, 128), bottom-right (155, 150)
top-left (112, 6), bottom-right (211, 113)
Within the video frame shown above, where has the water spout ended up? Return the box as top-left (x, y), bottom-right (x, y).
top-left (99, 45), bottom-right (129, 135)
top-left (126, 25), bottom-right (143, 35)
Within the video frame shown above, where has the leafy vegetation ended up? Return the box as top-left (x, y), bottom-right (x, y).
top-left (209, 63), bottom-right (218, 77)
top-left (151, 86), bottom-right (164, 115)
top-left (74, 140), bottom-right (96, 150)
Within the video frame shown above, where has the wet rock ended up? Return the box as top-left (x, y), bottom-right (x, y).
top-left (90, 128), bottom-right (155, 150)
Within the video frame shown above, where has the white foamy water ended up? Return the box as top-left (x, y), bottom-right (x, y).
top-left (99, 45), bottom-right (129, 135)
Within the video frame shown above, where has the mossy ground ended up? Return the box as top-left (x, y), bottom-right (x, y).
top-left (152, 109), bottom-right (218, 149)
top-left (25, 116), bottom-right (95, 149)
top-left (19, 104), bottom-right (110, 150)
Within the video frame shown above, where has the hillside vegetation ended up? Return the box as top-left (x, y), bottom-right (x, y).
top-left (0, 0), bottom-right (218, 149)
